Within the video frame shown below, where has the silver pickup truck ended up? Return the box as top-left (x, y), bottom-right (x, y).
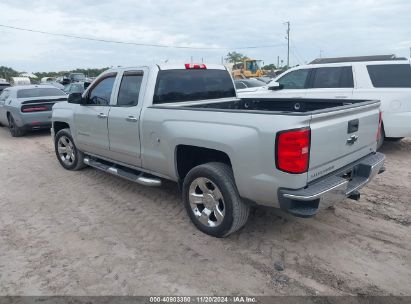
top-left (52, 63), bottom-right (385, 237)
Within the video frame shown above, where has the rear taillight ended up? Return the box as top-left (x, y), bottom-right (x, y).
top-left (21, 106), bottom-right (48, 112)
top-left (276, 128), bottom-right (311, 174)
top-left (185, 63), bottom-right (207, 69)
top-left (376, 111), bottom-right (382, 141)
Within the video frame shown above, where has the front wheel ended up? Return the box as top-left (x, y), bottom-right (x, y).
top-left (182, 162), bottom-right (250, 237)
top-left (54, 128), bottom-right (86, 171)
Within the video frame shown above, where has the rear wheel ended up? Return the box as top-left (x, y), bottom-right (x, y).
top-left (183, 162), bottom-right (250, 237)
top-left (54, 128), bottom-right (86, 170)
top-left (8, 114), bottom-right (25, 137)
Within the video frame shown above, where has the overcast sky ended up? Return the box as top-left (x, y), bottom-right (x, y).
top-left (0, 0), bottom-right (410, 72)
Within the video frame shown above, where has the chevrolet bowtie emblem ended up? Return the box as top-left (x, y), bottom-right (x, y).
top-left (346, 134), bottom-right (358, 145)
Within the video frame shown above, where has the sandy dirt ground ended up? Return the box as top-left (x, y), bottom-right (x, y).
top-left (0, 127), bottom-right (410, 296)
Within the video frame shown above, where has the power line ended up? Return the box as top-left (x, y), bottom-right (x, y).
top-left (0, 24), bottom-right (286, 50)
top-left (290, 38), bottom-right (306, 64)
top-left (289, 48), bottom-right (301, 65)
top-left (290, 48), bottom-right (303, 65)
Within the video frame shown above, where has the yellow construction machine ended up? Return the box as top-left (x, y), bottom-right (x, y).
top-left (231, 59), bottom-right (266, 79)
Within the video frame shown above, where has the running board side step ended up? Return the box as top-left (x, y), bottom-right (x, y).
top-left (83, 157), bottom-right (161, 187)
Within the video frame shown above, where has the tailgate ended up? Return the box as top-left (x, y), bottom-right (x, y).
top-left (307, 101), bottom-right (380, 183)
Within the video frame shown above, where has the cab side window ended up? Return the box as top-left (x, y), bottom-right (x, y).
top-left (117, 71), bottom-right (144, 107)
top-left (311, 66), bottom-right (353, 88)
top-left (87, 74), bottom-right (117, 105)
top-left (277, 69), bottom-right (310, 89)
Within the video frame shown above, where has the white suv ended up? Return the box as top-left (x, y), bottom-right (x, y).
top-left (242, 55), bottom-right (411, 145)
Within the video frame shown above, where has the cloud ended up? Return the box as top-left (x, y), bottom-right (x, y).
top-left (0, 0), bottom-right (410, 71)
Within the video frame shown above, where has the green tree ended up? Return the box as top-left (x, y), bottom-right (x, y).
top-left (262, 64), bottom-right (276, 70)
top-left (0, 66), bottom-right (20, 81)
top-left (225, 51), bottom-right (248, 63)
top-left (34, 67), bottom-right (109, 79)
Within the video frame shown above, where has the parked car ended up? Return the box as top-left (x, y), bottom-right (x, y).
top-left (56, 75), bottom-right (71, 85)
top-left (0, 81), bottom-right (10, 93)
top-left (63, 82), bottom-right (91, 95)
top-left (41, 77), bottom-right (55, 83)
top-left (234, 78), bottom-right (267, 93)
top-left (40, 78), bottom-right (65, 90)
top-left (0, 85), bottom-right (67, 136)
top-left (255, 76), bottom-right (272, 84)
top-left (56, 76), bottom-right (65, 84)
top-left (243, 55), bottom-right (411, 147)
top-left (52, 63), bottom-right (384, 237)
top-left (69, 73), bottom-right (86, 83)
top-left (48, 82), bottom-right (65, 90)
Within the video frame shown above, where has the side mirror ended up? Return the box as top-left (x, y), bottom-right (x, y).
top-left (67, 92), bottom-right (84, 104)
top-left (268, 81), bottom-right (284, 91)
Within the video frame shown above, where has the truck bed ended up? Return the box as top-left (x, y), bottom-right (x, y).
top-left (147, 97), bottom-right (380, 196)
top-left (179, 98), bottom-right (378, 115)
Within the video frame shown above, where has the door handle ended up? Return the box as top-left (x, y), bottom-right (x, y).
top-left (126, 116), bottom-right (138, 122)
top-left (97, 113), bottom-right (108, 119)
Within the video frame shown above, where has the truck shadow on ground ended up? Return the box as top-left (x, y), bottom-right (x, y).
top-left (379, 138), bottom-right (411, 154)
top-left (23, 129), bottom-right (51, 138)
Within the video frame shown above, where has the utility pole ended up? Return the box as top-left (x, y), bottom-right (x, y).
top-left (284, 21), bottom-right (290, 68)
top-left (277, 56), bottom-right (280, 68)
top-left (319, 50), bottom-right (323, 58)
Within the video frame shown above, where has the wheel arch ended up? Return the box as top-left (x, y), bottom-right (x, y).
top-left (175, 144), bottom-right (233, 183)
top-left (53, 121), bottom-right (71, 134)
top-left (6, 109), bottom-right (19, 125)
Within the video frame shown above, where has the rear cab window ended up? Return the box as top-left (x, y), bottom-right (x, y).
top-left (367, 64), bottom-right (411, 88)
top-left (17, 88), bottom-right (66, 98)
top-left (153, 69), bottom-right (235, 104)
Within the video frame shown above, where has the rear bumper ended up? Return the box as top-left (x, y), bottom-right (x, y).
top-left (23, 122), bottom-right (51, 131)
top-left (17, 112), bottom-right (52, 130)
top-left (278, 152), bottom-right (385, 217)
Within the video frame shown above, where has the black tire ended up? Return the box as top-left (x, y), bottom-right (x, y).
top-left (8, 114), bottom-right (25, 137)
top-left (54, 128), bottom-right (86, 171)
top-left (182, 162), bottom-right (250, 238)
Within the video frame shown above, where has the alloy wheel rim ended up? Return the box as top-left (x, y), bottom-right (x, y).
top-left (189, 177), bottom-right (225, 228)
top-left (57, 135), bottom-right (76, 165)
